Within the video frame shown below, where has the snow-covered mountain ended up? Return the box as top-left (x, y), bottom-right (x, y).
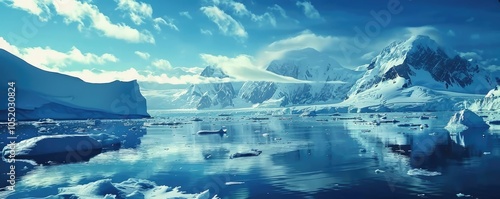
top-left (174, 66), bottom-right (238, 109)
top-left (239, 48), bottom-right (362, 107)
top-left (470, 86), bottom-right (500, 111)
top-left (0, 49), bottom-right (149, 121)
top-left (343, 35), bottom-right (495, 112)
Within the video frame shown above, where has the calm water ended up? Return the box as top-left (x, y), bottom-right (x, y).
top-left (1, 111), bottom-right (500, 198)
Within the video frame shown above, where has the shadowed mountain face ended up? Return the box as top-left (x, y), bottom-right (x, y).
top-left (383, 43), bottom-right (478, 88)
top-left (350, 35), bottom-right (493, 96)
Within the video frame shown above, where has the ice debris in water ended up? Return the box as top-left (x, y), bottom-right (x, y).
top-left (225, 182), bottom-right (245, 186)
top-left (456, 193), bottom-right (471, 197)
top-left (407, 168), bottom-right (442, 176)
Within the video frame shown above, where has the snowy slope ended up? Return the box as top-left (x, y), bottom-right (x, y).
top-left (240, 48), bottom-right (362, 107)
top-left (469, 86), bottom-right (500, 111)
top-left (349, 35), bottom-right (493, 96)
top-left (174, 66), bottom-right (239, 110)
top-left (343, 35), bottom-right (495, 112)
top-left (0, 49), bottom-right (149, 121)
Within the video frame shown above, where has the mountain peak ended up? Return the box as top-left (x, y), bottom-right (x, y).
top-left (388, 34), bottom-right (456, 58)
top-left (405, 35), bottom-right (437, 49)
top-left (350, 35), bottom-right (493, 96)
top-left (199, 65), bottom-right (229, 78)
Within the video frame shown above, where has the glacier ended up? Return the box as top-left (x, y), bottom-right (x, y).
top-left (54, 178), bottom-right (212, 199)
top-left (341, 35), bottom-right (495, 112)
top-left (469, 86), bottom-right (500, 111)
top-left (173, 66), bottom-right (239, 110)
top-left (0, 49), bottom-right (150, 121)
top-left (140, 35), bottom-right (497, 113)
top-left (239, 48), bottom-right (362, 107)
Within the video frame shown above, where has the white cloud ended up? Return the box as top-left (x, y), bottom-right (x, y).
top-left (404, 26), bottom-right (441, 42)
top-left (0, 36), bottom-right (118, 70)
top-left (7, 0), bottom-right (51, 20)
top-left (197, 30), bottom-right (351, 83)
top-left (484, 65), bottom-right (500, 72)
top-left (200, 29), bottom-right (213, 35)
top-left (268, 4), bottom-right (288, 19)
top-left (212, 0), bottom-right (276, 26)
top-left (200, 53), bottom-right (305, 83)
top-left (151, 59), bottom-right (173, 70)
top-left (200, 6), bottom-right (247, 39)
top-left (179, 11), bottom-right (192, 19)
top-left (459, 51), bottom-right (483, 62)
top-left (115, 0), bottom-right (152, 25)
top-left (259, 30), bottom-right (340, 67)
top-left (63, 67), bottom-right (225, 85)
top-left (115, 0), bottom-right (177, 32)
top-left (153, 17), bottom-right (178, 32)
top-left (361, 51), bottom-right (376, 60)
top-left (134, 51), bottom-right (150, 60)
top-left (295, 1), bottom-right (322, 20)
top-left (2, 0), bottom-right (155, 43)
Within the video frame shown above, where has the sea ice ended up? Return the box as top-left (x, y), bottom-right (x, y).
top-left (407, 168), bottom-right (442, 176)
top-left (2, 135), bottom-right (102, 164)
top-left (445, 109), bottom-right (489, 132)
top-left (55, 178), bottom-right (211, 199)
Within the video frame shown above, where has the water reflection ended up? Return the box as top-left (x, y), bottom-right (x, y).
top-left (1, 113), bottom-right (500, 198)
top-left (0, 119), bottom-right (147, 190)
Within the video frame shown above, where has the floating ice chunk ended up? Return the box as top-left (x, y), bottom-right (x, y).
top-left (38, 127), bottom-right (48, 133)
top-left (300, 110), bottom-right (317, 117)
top-left (2, 135), bottom-right (102, 164)
top-left (225, 181), bottom-right (245, 185)
top-left (197, 128), bottom-right (227, 135)
top-left (456, 193), bottom-right (471, 197)
top-left (262, 133), bottom-right (269, 137)
top-left (55, 178), bottom-right (211, 199)
top-left (33, 118), bottom-right (59, 127)
top-left (407, 168), bottom-right (442, 176)
top-left (445, 109), bottom-right (489, 132)
top-left (230, 149), bottom-right (262, 159)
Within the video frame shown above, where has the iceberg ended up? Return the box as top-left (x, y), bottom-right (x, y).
top-left (0, 49), bottom-right (149, 121)
top-left (2, 135), bottom-right (103, 164)
top-left (56, 178), bottom-right (211, 199)
top-left (445, 109), bottom-right (489, 132)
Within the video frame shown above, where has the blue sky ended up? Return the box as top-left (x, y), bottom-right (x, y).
top-left (0, 0), bottom-right (499, 84)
